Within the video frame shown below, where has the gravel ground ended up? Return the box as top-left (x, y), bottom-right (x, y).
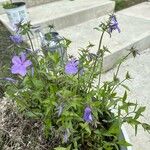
top-left (102, 48), bottom-right (150, 150)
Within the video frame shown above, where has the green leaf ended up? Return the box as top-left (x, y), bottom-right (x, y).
top-left (79, 123), bottom-right (91, 135)
top-left (125, 71), bottom-right (131, 79)
top-left (117, 139), bottom-right (132, 147)
top-left (122, 91), bottom-right (127, 102)
top-left (108, 121), bottom-right (121, 135)
top-left (26, 111), bottom-right (43, 118)
top-left (54, 147), bottom-right (68, 150)
top-left (142, 123), bottom-right (150, 132)
top-left (134, 106), bottom-right (146, 119)
top-left (121, 84), bottom-right (130, 91)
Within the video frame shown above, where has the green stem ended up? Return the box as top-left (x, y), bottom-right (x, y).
top-left (115, 52), bottom-right (132, 78)
top-left (111, 78), bottom-right (127, 93)
top-left (87, 31), bottom-right (105, 91)
top-left (27, 32), bottom-right (35, 52)
top-left (97, 55), bottom-right (104, 88)
top-left (110, 51), bottom-right (132, 93)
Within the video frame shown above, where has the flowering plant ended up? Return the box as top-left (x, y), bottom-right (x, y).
top-left (2, 15), bottom-right (150, 150)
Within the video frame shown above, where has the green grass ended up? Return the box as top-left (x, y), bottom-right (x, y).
top-left (115, 0), bottom-right (147, 11)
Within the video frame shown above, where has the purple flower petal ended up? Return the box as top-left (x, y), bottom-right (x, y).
top-left (11, 64), bottom-right (21, 74)
top-left (11, 54), bottom-right (32, 77)
top-left (18, 66), bottom-right (27, 77)
top-left (20, 53), bottom-right (26, 62)
top-left (83, 107), bottom-right (93, 123)
top-left (65, 59), bottom-right (79, 75)
top-left (108, 15), bottom-right (120, 34)
top-left (12, 56), bottom-right (21, 65)
top-left (23, 60), bottom-right (32, 68)
top-left (10, 34), bottom-right (23, 44)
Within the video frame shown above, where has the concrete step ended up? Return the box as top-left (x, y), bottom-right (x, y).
top-left (58, 2), bottom-right (150, 71)
top-left (102, 48), bottom-right (150, 150)
top-left (0, 0), bottom-right (61, 15)
top-left (0, 0), bottom-right (115, 31)
top-left (12, 0), bottom-right (61, 7)
top-left (117, 1), bottom-right (150, 20)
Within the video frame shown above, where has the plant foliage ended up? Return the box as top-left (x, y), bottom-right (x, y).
top-left (1, 15), bottom-right (150, 150)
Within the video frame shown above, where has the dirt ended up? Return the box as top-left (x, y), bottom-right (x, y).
top-left (0, 21), bottom-right (12, 72)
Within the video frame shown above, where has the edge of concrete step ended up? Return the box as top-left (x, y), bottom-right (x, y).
top-left (32, 0), bottom-right (115, 30)
top-left (1, 1), bottom-right (150, 73)
top-left (0, 0), bottom-right (115, 32)
top-left (103, 32), bottom-right (150, 72)
top-left (117, 2), bottom-right (150, 21)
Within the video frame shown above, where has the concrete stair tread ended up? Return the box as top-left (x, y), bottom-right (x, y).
top-left (59, 14), bottom-right (150, 54)
top-left (102, 48), bottom-right (150, 150)
top-left (0, 0), bottom-right (115, 31)
top-left (27, 0), bottom-right (112, 23)
top-left (58, 2), bottom-right (150, 71)
top-left (0, 2), bottom-right (150, 72)
top-left (118, 2), bottom-right (150, 21)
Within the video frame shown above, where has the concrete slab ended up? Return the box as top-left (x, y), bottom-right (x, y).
top-left (0, 0), bottom-right (115, 32)
top-left (118, 2), bottom-right (150, 21)
top-left (59, 13), bottom-right (150, 71)
top-left (101, 48), bottom-right (150, 150)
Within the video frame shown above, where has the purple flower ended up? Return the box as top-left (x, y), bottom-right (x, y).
top-left (108, 15), bottom-right (121, 34)
top-left (11, 53), bottom-right (32, 77)
top-left (10, 34), bottom-right (23, 44)
top-left (0, 78), bottom-right (17, 83)
top-left (83, 107), bottom-right (93, 123)
top-left (65, 59), bottom-right (79, 75)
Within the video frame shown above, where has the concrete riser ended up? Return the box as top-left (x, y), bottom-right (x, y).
top-left (103, 34), bottom-right (150, 72)
top-left (41, 2), bottom-right (115, 31)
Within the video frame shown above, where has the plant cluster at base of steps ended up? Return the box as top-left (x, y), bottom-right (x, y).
top-left (0, 14), bottom-right (150, 150)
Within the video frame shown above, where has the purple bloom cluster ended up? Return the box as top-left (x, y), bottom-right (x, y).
top-left (83, 107), bottom-right (93, 123)
top-left (65, 59), bottom-right (79, 75)
top-left (11, 53), bottom-right (32, 77)
top-left (108, 15), bottom-right (121, 34)
top-left (10, 34), bottom-right (23, 44)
